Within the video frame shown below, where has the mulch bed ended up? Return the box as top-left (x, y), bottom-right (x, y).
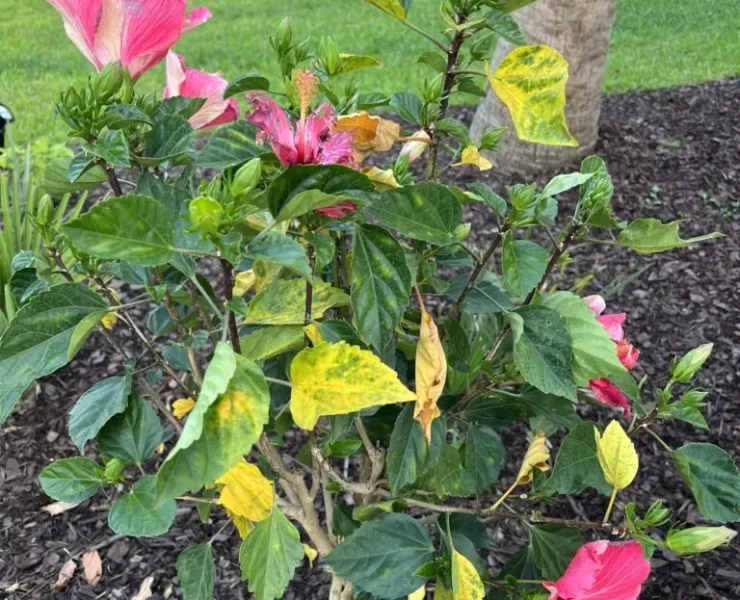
top-left (1, 79), bottom-right (739, 599)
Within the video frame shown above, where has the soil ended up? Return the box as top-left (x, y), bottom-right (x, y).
top-left (1, 79), bottom-right (739, 599)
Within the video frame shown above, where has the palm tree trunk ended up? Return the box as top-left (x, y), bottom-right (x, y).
top-left (470, 0), bottom-right (618, 175)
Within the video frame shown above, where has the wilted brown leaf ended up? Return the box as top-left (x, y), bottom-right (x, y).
top-left (42, 501), bottom-right (80, 516)
top-left (335, 111), bottom-right (401, 161)
top-left (82, 550), bottom-right (102, 585)
top-left (516, 430), bottom-right (551, 484)
top-left (53, 559), bottom-right (76, 590)
top-left (414, 305), bottom-right (447, 443)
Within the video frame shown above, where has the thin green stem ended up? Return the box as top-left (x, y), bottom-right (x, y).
top-left (265, 376), bottom-right (293, 388)
top-left (189, 275), bottom-right (224, 320)
top-left (398, 19), bottom-right (448, 52)
top-left (642, 426), bottom-right (674, 453)
top-left (603, 486), bottom-right (618, 523)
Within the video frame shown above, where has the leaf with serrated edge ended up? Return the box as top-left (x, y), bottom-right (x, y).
top-left (452, 550), bottom-right (485, 600)
top-left (246, 279), bottom-right (349, 326)
top-left (177, 543), bottom-right (216, 600)
top-left (97, 394), bottom-right (164, 465)
top-left (502, 232), bottom-right (548, 298)
top-left (39, 458), bottom-right (103, 503)
top-left (69, 375), bottom-right (132, 453)
top-left (364, 0), bottom-right (406, 19)
top-left (217, 460), bottom-right (274, 522)
top-left (595, 420), bottom-right (638, 490)
top-left (617, 218), bottom-right (722, 254)
top-left (546, 422), bottom-right (611, 495)
top-left (387, 405), bottom-right (428, 493)
top-left (529, 524), bottom-right (582, 580)
top-left (108, 475), bottom-right (176, 537)
top-left (239, 326), bottom-right (305, 361)
top-left (290, 342), bottom-right (415, 430)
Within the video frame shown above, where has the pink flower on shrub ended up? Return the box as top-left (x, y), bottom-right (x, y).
top-left (585, 294), bottom-right (640, 418)
top-left (46, 0), bottom-right (212, 80)
top-left (164, 52), bottom-right (238, 130)
top-left (244, 71), bottom-right (355, 218)
top-left (544, 540), bottom-right (650, 600)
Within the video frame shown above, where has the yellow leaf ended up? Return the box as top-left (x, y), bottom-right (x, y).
top-left (253, 259), bottom-right (283, 292)
top-left (101, 313), bottom-right (118, 330)
top-left (290, 341), bottom-right (416, 430)
top-left (216, 460), bottom-right (274, 522)
top-left (172, 397), bottom-right (196, 420)
top-left (156, 442), bottom-right (166, 454)
top-left (362, 166), bottom-right (400, 190)
top-left (516, 430), bottom-right (550, 484)
top-left (453, 146), bottom-right (492, 171)
top-left (233, 270), bottom-right (256, 297)
top-left (302, 544), bottom-right (319, 567)
top-left (303, 323), bottom-right (325, 346)
top-left (414, 311), bottom-right (447, 443)
top-left (409, 586), bottom-right (427, 600)
top-left (364, 0), bottom-right (406, 19)
top-left (246, 279), bottom-right (349, 326)
top-left (451, 551), bottom-right (485, 600)
top-left (233, 515), bottom-right (254, 539)
top-left (595, 420), bottom-right (639, 490)
top-left (488, 45), bottom-right (578, 147)
top-left (338, 53), bottom-right (382, 75)
top-left (434, 581), bottom-right (453, 600)
top-left (335, 111), bottom-right (401, 162)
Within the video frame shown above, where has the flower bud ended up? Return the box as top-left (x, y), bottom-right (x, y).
top-left (318, 37), bottom-right (341, 76)
top-left (36, 195), bottom-right (55, 227)
top-left (272, 17), bottom-right (293, 55)
top-left (399, 129), bottom-right (431, 163)
top-left (644, 500), bottom-right (671, 526)
top-left (93, 61), bottom-right (125, 101)
top-left (671, 343), bottom-right (713, 383)
top-left (666, 526), bottom-right (736, 556)
top-left (189, 196), bottom-right (223, 237)
top-left (231, 158), bottom-right (262, 198)
top-left (104, 458), bottom-right (125, 483)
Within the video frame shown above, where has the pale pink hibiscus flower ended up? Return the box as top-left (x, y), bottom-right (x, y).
top-left (585, 294), bottom-right (640, 418)
top-left (164, 52), bottom-right (238, 130)
top-left (244, 71), bottom-right (356, 218)
top-left (46, 0), bottom-right (211, 80)
top-left (544, 540), bottom-right (650, 600)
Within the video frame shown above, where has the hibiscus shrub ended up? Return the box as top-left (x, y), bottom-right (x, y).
top-left (3, 0), bottom-right (736, 598)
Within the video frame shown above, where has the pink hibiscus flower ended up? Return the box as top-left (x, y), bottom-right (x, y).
top-left (585, 295), bottom-right (640, 418)
top-left (543, 540), bottom-right (650, 600)
top-left (164, 52), bottom-right (238, 130)
top-left (244, 71), bottom-right (356, 218)
top-left (46, 0), bottom-right (211, 80)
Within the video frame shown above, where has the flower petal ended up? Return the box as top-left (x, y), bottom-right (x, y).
top-left (315, 202), bottom-right (356, 219)
top-left (47, 0), bottom-right (103, 69)
top-left (589, 379), bottom-right (632, 419)
top-left (164, 51), bottom-right (186, 98)
top-left (584, 294), bottom-right (606, 316)
top-left (616, 340), bottom-right (639, 370)
top-left (597, 313), bottom-right (626, 342)
top-left (183, 6), bottom-right (213, 32)
top-left (245, 93), bottom-right (297, 166)
top-left (319, 132), bottom-right (355, 167)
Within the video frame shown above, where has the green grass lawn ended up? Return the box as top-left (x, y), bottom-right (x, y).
top-left (1, 0), bottom-right (738, 143)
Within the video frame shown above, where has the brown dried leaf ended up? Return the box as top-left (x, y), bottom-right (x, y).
top-left (82, 550), bottom-right (102, 585)
top-left (53, 559), bottom-right (76, 590)
top-left (42, 501), bottom-right (80, 516)
top-left (335, 111), bottom-right (401, 161)
top-left (132, 576), bottom-right (154, 600)
top-left (516, 430), bottom-right (551, 485)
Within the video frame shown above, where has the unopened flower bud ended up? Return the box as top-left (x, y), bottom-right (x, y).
top-left (272, 18), bottom-right (293, 54)
top-left (36, 195), bottom-right (55, 227)
top-left (644, 500), bottom-right (671, 526)
top-left (671, 343), bottom-right (713, 383)
top-left (189, 196), bottom-right (223, 237)
top-left (399, 129), bottom-right (431, 163)
top-left (666, 526), bottom-right (736, 556)
top-left (319, 37), bottom-right (341, 76)
top-left (232, 158), bottom-right (262, 198)
top-left (93, 61), bottom-right (125, 102)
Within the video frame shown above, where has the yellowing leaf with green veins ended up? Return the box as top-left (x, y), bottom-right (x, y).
top-left (172, 397), bottom-right (195, 420)
top-left (451, 551), bottom-right (484, 600)
top-left (595, 421), bottom-right (639, 490)
top-left (338, 54), bottom-right (382, 75)
top-left (453, 146), bottom-right (492, 171)
top-left (488, 45), bottom-right (578, 147)
top-left (364, 0), bottom-right (406, 19)
top-left (409, 586), bottom-right (426, 600)
top-left (414, 311), bottom-right (447, 443)
top-left (233, 515), bottom-right (254, 539)
top-left (290, 342), bottom-right (415, 430)
top-left (362, 166), bottom-right (400, 189)
top-left (216, 460), bottom-right (273, 522)
top-left (302, 544), bottom-right (318, 567)
top-left (246, 278), bottom-right (349, 326)
top-left (434, 581), bottom-right (453, 600)
top-left (516, 430), bottom-right (550, 485)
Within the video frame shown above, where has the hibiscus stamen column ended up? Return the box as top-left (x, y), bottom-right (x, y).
top-left (293, 70), bottom-right (320, 164)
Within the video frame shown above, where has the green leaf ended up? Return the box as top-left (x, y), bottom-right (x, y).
top-left (529, 525), bottom-right (582, 580)
top-left (325, 513), bottom-right (434, 598)
top-left (446, 274), bottom-right (515, 314)
top-left (97, 393), bottom-right (165, 465)
top-left (422, 445), bottom-right (476, 498)
top-left (44, 157), bottom-right (107, 196)
top-left (0, 284), bottom-right (107, 423)
top-left (106, 104), bottom-right (154, 128)
top-left (617, 219), bottom-right (722, 254)
top-left (418, 51), bottom-right (448, 73)
top-left (267, 165), bottom-right (375, 222)
top-left (520, 390), bottom-right (580, 434)
top-left (368, 183), bottom-right (462, 245)
top-left (467, 183), bottom-right (507, 218)
top-left (62, 195), bottom-right (176, 266)
top-left (246, 231), bottom-right (312, 281)
top-left (246, 278), bottom-right (349, 326)
top-left (542, 292), bottom-right (636, 396)
top-left (68, 375), bottom-right (132, 453)
top-left (490, 548), bottom-right (542, 600)
top-left (108, 475), bottom-right (176, 537)
top-left (335, 54), bottom-right (382, 76)
top-left (196, 121), bottom-right (265, 170)
top-left (513, 306), bottom-right (576, 401)
top-left (673, 443), bottom-right (740, 523)
top-left (39, 457), bottom-right (103, 503)
top-left (541, 172), bottom-right (593, 198)
top-left (157, 356), bottom-right (270, 497)
top-left (363, 0), bottom-right (407, 19)
top-left (386, 405), bottom-right (429, 493)
top-left (464, 425), bottom-right (505, 493)
top-left (501, 232), bottom-right (548, 298)
top-left (240, 508), bottom-right (304, 600)
top-left (239, 326), bottom-right (305, 361)
top-left (390, 92), bottom-right (423, 123)
top-left (83, 129), bottom-right (130, 167)
top-left (144, 115), bottom-right (195, 162)
top-left (546, 422), bottom-right (610, 495)
top-left (486, 9), bottom-right (525, 45)
top-left (177, 543), bottom-right (216, 600)
top-left (224, 75), bottom-right (271, 99)
top-left (351, 224), bottom-right (412, 353)
top-left (466, 394), bottom-right (526, 429)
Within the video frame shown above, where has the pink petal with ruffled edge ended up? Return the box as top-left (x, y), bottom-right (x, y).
top-left (183, 6), bottom-right (213, 32)
top-left (597, 313), bottom-right (626, 342)
top-left (320, 132), bottom-right (355, 166)
top-left (315, 202), bottom-right (357, 219)
top-left (46, 0), bottom-right (103, 69)
top-left (245, 93), bottom-right (297, 166)
top-left (297, 103), bottom-right (335, 164)
top-left (589, 378), bottom-right (632, 419)
top-left (617, 340), bottom-right (639, 370)
top-left (544, 540), bottom-right (650, 600)
top-left (164, 51), bottom-right (187, 97)
top-left (585, 294), bottom-right (606, 316)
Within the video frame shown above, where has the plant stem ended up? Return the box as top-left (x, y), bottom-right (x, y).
top-left (642, 426), bottom-right (674, 453)
top-left (449, 230), bottom-right (504, 321)
top-left (304, 245), bottom-right (316, 342)
top-left (603, 486), bottom-right (618, 523)
top-left (489, 480), bottom-right (519, 513)
top-left (398, 19), bottom-right (448, 52)
top-left (98, 159), bottom-right (124, 197)
top-left (264, 376), bottom-right (293, 388)
top-left (219, 259), bottom-right (241, 354)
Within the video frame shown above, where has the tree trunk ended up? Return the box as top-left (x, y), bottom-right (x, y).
top-left (470, 0), bottom-right (617, 175)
